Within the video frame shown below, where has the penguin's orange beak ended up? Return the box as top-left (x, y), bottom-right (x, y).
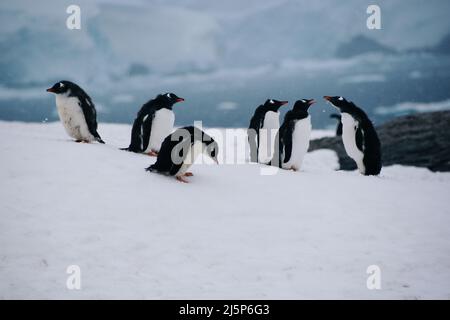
top-left (308, 99), bottom-right (316, 105)
top-left (280, 101), bottom-right (288, 106)
top-left (46, 88), bottom-right (55, 93)
top-left (176, 98), bottom-right (185, 102)
top-left (323, 96), bottom-right (332, 101)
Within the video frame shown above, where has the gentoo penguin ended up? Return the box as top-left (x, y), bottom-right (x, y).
top-left (248, 99), bottom-right (288, 163)
top-left (46, 81), bottom-right (104, 143)
top-left (324, 96), bottom-right (382, 175)
top-left (330, 114), bottom-right (343, 136)
top-left (272, 99), bottom-right (315, 171)
top-left (146, 126), bottom-right (219, 183)
top-left (122, 93), bottom-right (184, 156)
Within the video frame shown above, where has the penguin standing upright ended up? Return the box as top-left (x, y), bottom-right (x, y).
top-left (248, 99), bottom-right (288, 163)
top-left (147, 126), bottom-right (219, 183)
top-left (122, 93), bottom-right (184, 156)
top-left (272, 99), bottom-right (315, 171)
top-left (46, 81), bottom-right (104, 143)
top-left (324, 96), bottom-right (382, 175)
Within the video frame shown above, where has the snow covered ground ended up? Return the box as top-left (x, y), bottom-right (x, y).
top-left (1, 121), bottom-right (449, 299)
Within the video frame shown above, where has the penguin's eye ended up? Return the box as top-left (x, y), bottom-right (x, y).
top-left (166, 93), bottom-right (171, 98)
top-left (338, 96), bottom-right (344, 101)
top-left (269, 99), bottom-right (274, 104)
top-left (59, 83), bottom-right (64, 88)
top-left (301, 100), bottom-right (306, 103)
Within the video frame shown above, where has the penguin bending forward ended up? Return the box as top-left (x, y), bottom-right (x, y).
top-left (324, 96), bottom-right (382, 175)
top-left (46, 81), bottom-right (104, 143)
top-left (122, 93), bottom-right (184, 156)
top-left (271, 99), bottom-right (315, 171)
top-left (248, 99), bottom-right (288, 163)
top-left (146, 126), bottom-right (219, 183)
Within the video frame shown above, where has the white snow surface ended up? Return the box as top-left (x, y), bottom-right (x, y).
top-left (1, 121), bottom-right (450, 299)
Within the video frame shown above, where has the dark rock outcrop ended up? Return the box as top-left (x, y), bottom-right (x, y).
top-left (309, 111), bottom-right (450, 172)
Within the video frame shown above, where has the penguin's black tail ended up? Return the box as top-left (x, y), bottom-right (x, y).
top-left (94, 132), bottom-right (105, 144)
top-left (145, 165), bottom-right (157, 172)
top-left (120, 146), bottom-right (141, 152)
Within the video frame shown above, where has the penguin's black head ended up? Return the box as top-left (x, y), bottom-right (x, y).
top-left (323, 96), bottom-right (352, 112)
top-left (157, 93), bottom-right (185, 106)
top-left (293, 99), bottom-right (315, 111)
top-left (263, 99), bottom-right (288, 111)
top-left (46, 81), bottom-right (74, 95)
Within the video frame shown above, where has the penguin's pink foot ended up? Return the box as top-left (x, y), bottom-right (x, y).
top-left (291, 166), bottom-right (298, 172)
top-left (147, 150), bottom-right (158, 157)
top-left (176, 175), bottom-right (189, 183)
top-left (184, 172), bottom-right (194, 177)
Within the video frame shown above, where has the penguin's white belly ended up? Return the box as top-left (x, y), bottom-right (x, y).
top-left (258, 111), bottom-right (279, 163)
top-left (176, 141), bottom-right (203, 176)
top-left (146, 109), bottom-right (174, 153)
top-left (56, 95), bottom-right (94, 141)
top-left (341, 113), bottom-right (365, 173)
top-left (283, 116), bottom-right (311, 171)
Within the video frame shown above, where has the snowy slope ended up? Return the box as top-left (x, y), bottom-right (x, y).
top-left (1, 121), bottom-right (450, 299)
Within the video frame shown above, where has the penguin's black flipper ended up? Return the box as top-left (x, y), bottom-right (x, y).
top-left (278, 110), bottom-right (295, 168)
top-left (77, 96), bottom-right (105, 144)
top-left (355, 126), bottom-right (364, 152)
top-left (141, 111), bottom-right (155, 152)
top-left (168, 136), bottom-right (193, 175)
top-left (125, 107), bottom-right (156, 152)
top-left (248, 107), bottom-right (265, 163)
top-left (247, 106), bottom-right (264, 162)
top-left (280, 119), bottom-right (295, 164)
